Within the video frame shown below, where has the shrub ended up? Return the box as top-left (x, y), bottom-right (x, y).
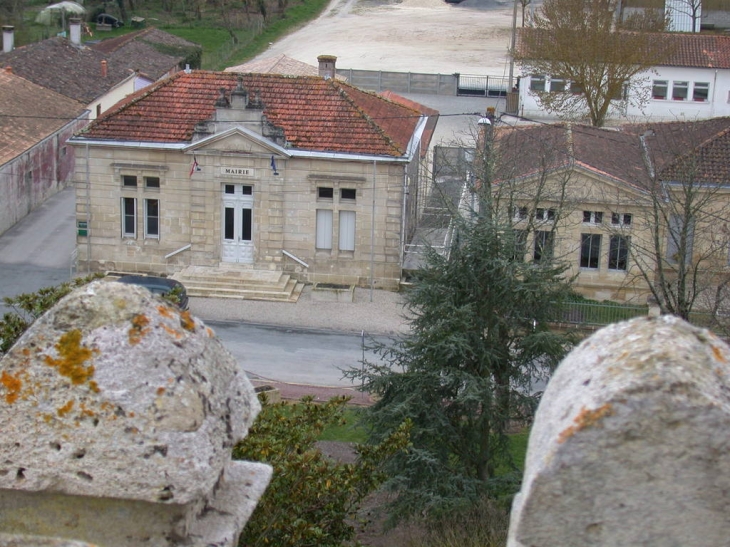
top-left (233, 395), bottom-right (410, 547)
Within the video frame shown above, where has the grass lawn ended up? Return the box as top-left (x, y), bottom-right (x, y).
top-left (319, 406), bottom-right (368, 443)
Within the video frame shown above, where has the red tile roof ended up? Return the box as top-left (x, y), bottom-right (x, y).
top-left (516, 29), bottom-right (730, 69)
top-left (80, 71), bottom-right (427, 156)
top-left (661, 33), bottom-right (730, 69)
top-left (494, 118), bottom-right (730, 187)
top-left (0, 70), bottom-right (87, 164)
top-left (380, 90), bottom-right (439, 158)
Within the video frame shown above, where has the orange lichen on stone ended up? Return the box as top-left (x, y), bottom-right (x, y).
top-left (161, 324), bottom-right (183, 340)
top-left (21, 348), bottom-right (30, 356)
top-left (558, 403), bottom-right (614, 444)
top-left (206, 327), bottom-right (214, 338)
top-left (180, 310), bottom-right (195, 332)
top-left (1, 371), bottom-right (22, 404)
top-left (157, 387), bottom-right (166, 395)
top-left (44, 329), bottom-right (97, 387)
top-left (58, 400), bottom-right (75, 417)
top-left (712, 345), bottom-right (727, 363)
top-left (78, 402), bottom-right (97, 419)
top-left (157, 305), bottom-right (174, 319)
top-left (129, 314), bottom-right (151, 345)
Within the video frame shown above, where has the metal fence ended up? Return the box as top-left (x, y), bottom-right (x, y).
top-left (556, 301), bottom-right (648, 326)
top-left (456, 74), bottom-right (510, 97)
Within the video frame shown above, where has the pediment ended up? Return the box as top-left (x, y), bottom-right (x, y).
top-left (502, 165), bottom-right (649, 206)
top-left (183, 127), bottom-right (290, 158)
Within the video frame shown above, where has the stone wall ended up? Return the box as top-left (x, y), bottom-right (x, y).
top-left (508, 315), bottom-right (730, 547)
top-left (0, 281), bottom-right (271, 546)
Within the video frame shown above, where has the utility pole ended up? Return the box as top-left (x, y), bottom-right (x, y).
top-left (508, 0), bottom-right (519, 91)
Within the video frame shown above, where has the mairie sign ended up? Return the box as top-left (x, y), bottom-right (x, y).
top-left (221, 167), bottom-right (253, 177)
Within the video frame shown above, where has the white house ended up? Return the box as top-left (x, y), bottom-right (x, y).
top-left (517, 33), bottom-right (730, 123)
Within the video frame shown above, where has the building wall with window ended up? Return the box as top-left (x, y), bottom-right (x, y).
top-left (0, 71), bottom-right (89, 237)
top-left (73, 143), bottom-right (411, 290)
top-left (507, 172), bottom-right (652, 303)
top-left (70, 70), bottom-right (433, 290)
top-left (517, 66), bottom-right (730, 122)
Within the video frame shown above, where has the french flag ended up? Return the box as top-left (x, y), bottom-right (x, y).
top-left (189, 155), bottom-right (201, 177)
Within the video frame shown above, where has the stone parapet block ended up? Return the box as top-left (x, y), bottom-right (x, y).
top-left (508, 315), bottom-right (730, 547)
top-left (0, 280), bottom-right (271, 546)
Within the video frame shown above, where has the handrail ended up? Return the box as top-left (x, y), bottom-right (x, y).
top-left (282, 250), bottom-right (309, 268)
top-left (165, 244), bottom-right (191, 260)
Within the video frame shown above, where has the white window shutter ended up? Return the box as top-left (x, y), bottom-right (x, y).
top-left (316, 209), bottom-right (333, 249)
top-left (339, 210), bottom-right (355, 251)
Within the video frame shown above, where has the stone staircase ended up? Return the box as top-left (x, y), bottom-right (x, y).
top-left (171, 265), bottom-right (305, 303)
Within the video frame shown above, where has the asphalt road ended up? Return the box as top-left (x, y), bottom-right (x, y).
top-left (0, 186), bottom-right (77, 315)
top-left (210, 321), bottom-right (389, 388)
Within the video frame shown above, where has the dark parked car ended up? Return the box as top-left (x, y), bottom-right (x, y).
top-left (115, 275), bottom-right (188, 310)
top-left (96, 13), bottom-right (124, 28)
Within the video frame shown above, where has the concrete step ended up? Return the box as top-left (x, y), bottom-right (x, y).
top-left (171, 266), bottom-right (304, 303)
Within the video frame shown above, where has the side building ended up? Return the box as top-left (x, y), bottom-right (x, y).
top-left (0, 70), bottom-right (88, 236)
top-left (489, 118), bottom-right (730, 307)
top-left (70, 69), bottom-right (435, 290)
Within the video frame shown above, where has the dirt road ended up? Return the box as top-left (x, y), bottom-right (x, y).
top-left (254, 0), bottom-right (517, 75)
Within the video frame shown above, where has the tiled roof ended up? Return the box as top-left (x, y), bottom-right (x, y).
top-left (380, 90), bottom-right (439, 158)
top-left (225, 55), bottom-right (319, 77)
top-left (516, 29), bottom-right (730, 69)
top-left (79, 71), bottom-right (428, 157)
top-left (0, 70), bottom-right (87, 165)
top-left (494, 118), bottom-right (730, 187)
top-left (635, 118), bottom-right (730, 183)
top-left (660, 33), bottom-right (730, 69)
top-left (90, 28), bottom-right (199, 80)
top-left (0, 38), bottom-right (132, 104)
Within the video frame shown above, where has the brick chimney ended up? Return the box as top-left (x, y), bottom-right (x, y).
top-left (101, 60), bottom-right (108, 78)
top-left (317, 55), bottom-right (337, 80)
top-left (69, 18), bottom-right (81, 46)
top-left (2, 26), bottom-right (13, 54)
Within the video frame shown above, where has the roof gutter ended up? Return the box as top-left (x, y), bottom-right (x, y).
top-left (67, 137), bottom-right (411, 163)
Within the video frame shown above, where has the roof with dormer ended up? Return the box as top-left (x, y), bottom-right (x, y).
top-left (77, 70), bottom-right (429, 157)
top-left (0, 70), bottom-right (87, 165)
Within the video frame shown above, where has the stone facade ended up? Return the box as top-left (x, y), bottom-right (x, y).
top-left (71, 71), bottom-right (429, 290)
top-left (74, 139), bottom-right (412, 290)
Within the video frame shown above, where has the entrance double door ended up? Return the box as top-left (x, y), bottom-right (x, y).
top-left (221, 184), bottom-right (254, 264)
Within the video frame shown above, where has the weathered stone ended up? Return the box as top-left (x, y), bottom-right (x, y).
top-left (0, 280), bottom-right (271, 546)
top-left (0, 535), bottom-right (93, 547)
top-left (508, 316), bottom-right (730, 547)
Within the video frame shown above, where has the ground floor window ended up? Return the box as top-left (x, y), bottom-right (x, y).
top-left (339, 210), bottom-right (356, 251)
top-left (608, 235), bottom-right (629, 271)
top-left (316, 209), bottom-right (333, 250)
top-left (122, 197), bottom-right (136, 238)
top-left (580, 233), bottom-right (601, 269)
top-left (145, 199), bottom-right (159, 238)
top-left (534, 230), bottom-right (554, 262)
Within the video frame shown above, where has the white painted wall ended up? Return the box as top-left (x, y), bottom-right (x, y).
top-left (87, 74), bottom-right (137, 120)
top-left (517, 65), bottom-right (730, 123)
